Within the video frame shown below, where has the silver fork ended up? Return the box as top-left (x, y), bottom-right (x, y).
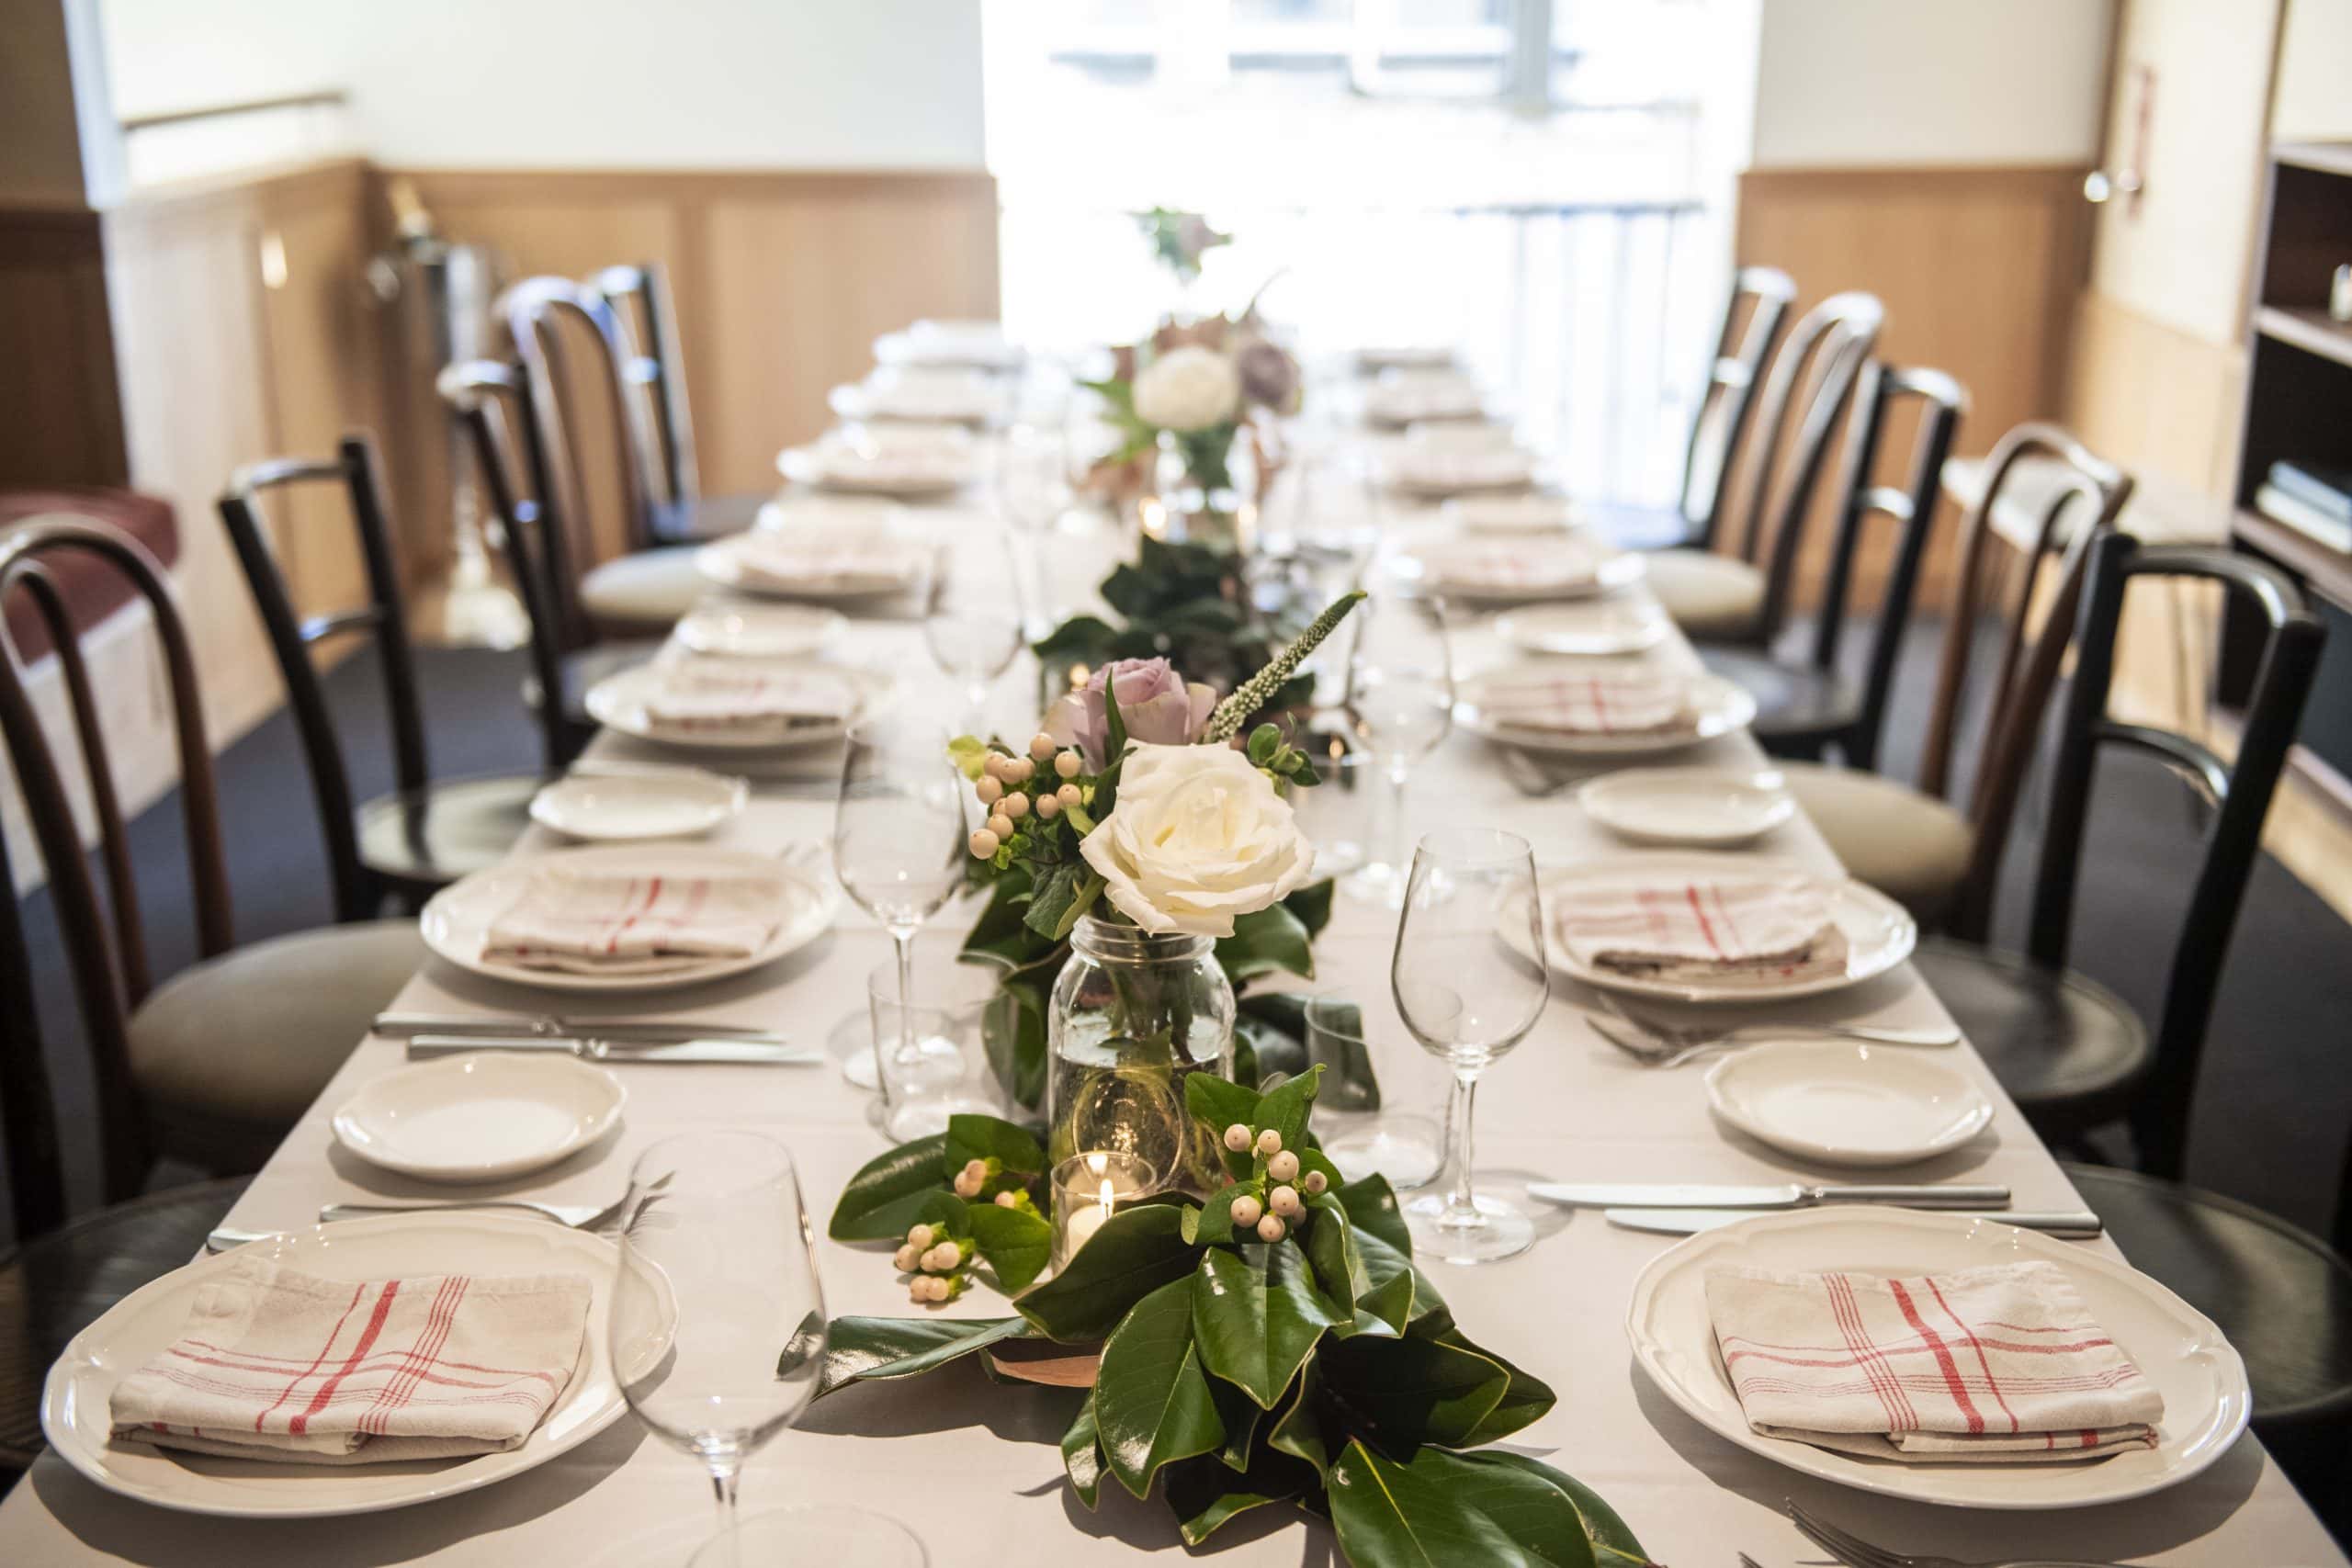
top-left (1787, 1499), bottom-right (2135, 1568)
top-left (318, 1199), bottom-right (613, 1228)
top-left (1498, 748), bottom-right (1600, 798)
top-left (1585, 995), bottom-right (1958, 1067)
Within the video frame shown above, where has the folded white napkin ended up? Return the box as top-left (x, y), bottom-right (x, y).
top-left (1554, 872), bottom-right (1849, 985)
top-left (857, 367), bottom-right (1006, 423)
top-left (109, 1256), bottom-right (590, 1464)
top-left (1419, 536), bottom-right (1618, 594)
top-left (1704, 1260), bottom-right (2164, 1462)
top-left (1446, 493), bottom-right (1585, 535)
top-left (1363, 372), bottom-right (1486, 426)
top-left (1476, 668), bottom-right (1691, 736)
top-left (722, 532), bottom-right (930, 597)
top-left (484, 865), bottom-right (787, 974)
top-left (1387, 446), bottom-right (1536, 495)
top-left (638, 659), bottom-right (859, 742)
top-left (797, 429), bottom-right (975, 491)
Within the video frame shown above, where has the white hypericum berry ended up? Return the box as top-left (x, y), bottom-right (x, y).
top-left (975, 774), bottom-right (1003, 805)
top-left (931, 1243), bottom-right (965, 1272)
top-left (1006, 757), bottom-right (1035, 784)
top-left (986, 812), bottom-right (1013, 840)
top-left (1055, 750), bottom-right (1081, 779)
top-left (1302, 1169), bottom-right (1329, 1195)
top-left (1267, 1150), bottom-right (1300, 1183)
top-left (1056, 783), bottom-right (1082, 807)
top-left (993, 1190), bottom-right (1018, 1207)
top-left (1223, 1123), bottom-right (1252, 1153)
top-left (1256, 1129), bottom-right (1283, 1156)
top-left (894, 1244), bottom-right (919, 1272)
top-left (1230, 1194), bottom-right (1263, 1228)
top-left (964, 1159), bottom-right (988, 1180)
top-left (1001, 792), bottom-right (1030, 820)
top-left (907, 1224), bottom-right (934, 1250)
top-left (982, 752), bottom-right (1010, 781)
top-left (952, 1170), bottom-right (982, 1198)
top-left (1269, 1184), bottom-right (1302, 1217)
top-left (1030, 732), bottom-right (1058, 762)
top-left (1035, 794), bottom-right (1061, 820)
top-left (1256, 1214), bottom-right (1287, 1244)
top-left (910, 1280), bottom-right (930, 1303)
top-left (968, 829), bottom-right (1000, 859)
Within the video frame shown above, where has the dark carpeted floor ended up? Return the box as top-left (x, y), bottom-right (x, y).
top-left (6, 625), bottom-right (2351, 1249)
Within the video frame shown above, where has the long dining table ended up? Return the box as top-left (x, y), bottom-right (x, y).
top-left (4, 441), bottom-right (2346, 1567)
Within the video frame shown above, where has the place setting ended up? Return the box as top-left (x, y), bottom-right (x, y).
top-left (1392, 528), bottom-right (1646, 601)
top-left (775, 422), bottom-right (980, 497)
top-left (827, 364), bottom-right (1012, 427)
top-left (1455, 656), bottom-right (1757, 756)
top-left (695, 524), bottom-right (935, 603)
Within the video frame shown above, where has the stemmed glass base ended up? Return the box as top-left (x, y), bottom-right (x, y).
top-left (830, 1009), bottom-right (963, 1089)
top-left (689, 1505), bottom-right (930, 1567)
top-left (1405, 1191), bottom-right (1533, 1265)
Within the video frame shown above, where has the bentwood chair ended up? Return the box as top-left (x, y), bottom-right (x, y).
top-left (590, 263), bottom-right (769, 544)
top-left (1701, 363), bottom-right (1967, 765)
top-left (1642, 291), bottom-right (1885, 646)
top-left (0, 518), bottom-right (422, 1177)
top-left (1919, 534), bottom-right (2324, 1176)
top-left (1788, 422), bottom-right (2134, 931)
top-left (219, 434), bottom-right (545, 919)
top-left (1585, 266), bottom-right (1796, 552)
top-left (0, 821), bottom-right (247, 1473)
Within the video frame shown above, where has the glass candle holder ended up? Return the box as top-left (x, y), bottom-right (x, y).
top-left (1049, 1151), bottom-right (1160, 1272)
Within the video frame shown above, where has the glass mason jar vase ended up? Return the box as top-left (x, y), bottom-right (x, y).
top-left (1047, 916), bottom-right (1237, 1196)
top-left (1151, 427), bottom-right (1256, 550)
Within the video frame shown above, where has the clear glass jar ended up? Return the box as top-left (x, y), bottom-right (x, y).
top-left (1047, 915), bottom-right (1237, 1195)
top-left (1152, 427), bottom-right (1256, 549)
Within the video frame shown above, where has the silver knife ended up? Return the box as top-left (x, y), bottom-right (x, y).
top-left (1604, 1207), bottom-right (2104, 1239)
top-left (407, 1034), bottom-right (820, 1065)
top-left (375, 1011), bottom-right (786, 1044)
top-left (1529, 1181), bottom-right (2011, 1211)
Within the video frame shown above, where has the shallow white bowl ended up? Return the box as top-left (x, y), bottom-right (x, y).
top-left (1578, 768), bottom-right (1795, 848)
top-left (530, 766), bottom-right (748, 841)
top-left (1704, 1041), bottom-right (1992, 1167)
top-left (334, 1053), bottom-right (626, 1182)
top-left (675, 602), bottom-right (846, 660)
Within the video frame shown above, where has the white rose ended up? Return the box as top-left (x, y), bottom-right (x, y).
top-left (1131, 346), bottom-right (1240, 434)
top-left (1080, 743), bottom-right (1315, 937)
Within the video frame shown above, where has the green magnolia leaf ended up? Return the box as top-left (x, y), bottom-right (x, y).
top-left (1267, 1359), bottom-right (1329, 1475)
top-left (1062, 1394), bottom-right (1106, 1509)
top-left (828, 1134), bottom-right (951, 1241)
top-left (817, 1315), bottom-right (1035, 1394)
top-left (910, 1189), bottom-right (970, 1240)
top-left (1183, 1074), bottom-right (1263, 1179)
top-left (1033, 613), bottom-right (1121, 661)
top-left (1093, 1278), bottom-right (1225, 1498)
top-left (1433, 1327), bottom-right (1556, 1444)
top-left (1191, 1245), bottom-right (1340, 1408)
top-left (945, 1114), bottom-right (1047, 1178)
top-left (1208, 1371), bottom-right (1262, 1472)
top-left (1302, 1190), bottom-right (1365, 1321)
top-left (1317, 1328), bottom-right (1510, 1450)
top-left (1254, 1062), bottom-right (1324, 1153)
top-left (1327, 1440), bottom-right (1600, 1568)
top-left (1215, 903), bottom-right (1314, 984)
top-left (967, 1200), bottom-right (1054, 1292)
top-left (1465, 1452), bottom-right (1656, 1568)
top-left (1023, 863), bottom-right (1088, 941)
top-left (1231, 1026), bottom-right (1266, 1093)
top-left (1346, 1228), bottom-right (1418, 1338)
top-left (1283, 878), bottom-right (1336, 938)
top-left (1164, 1436), bottom-right (1318, 1546)
top-left (1333, 1173), bottom-right (1411, 1255)
top-left (1192, 1182), bottom-right (1248, 1247)
top-left (1015, 1202), bottom-right (1198, 1343)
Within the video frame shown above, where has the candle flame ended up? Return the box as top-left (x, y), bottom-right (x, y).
top-left (1096, 1178), bottom-right (1115, 1217)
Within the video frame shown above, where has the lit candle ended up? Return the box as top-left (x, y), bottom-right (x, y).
top-left (1050, 1150), bottom-right (1159, 1272)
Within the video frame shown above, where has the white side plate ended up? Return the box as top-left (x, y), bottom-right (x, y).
top-left (530, 766), bottom-right (748, 840)
top-left (1457, 668), bottom-right (1756, 757)
top-left (1704, 1042), bottom-right (1992, 1167)
top-left (333, 1054), bottom-right (626, 1181)
top-left (1494, 600), bottom-right (1671, 656)
top-left (1577, 768), bottom-right (1795, 848)
top-left (675, 603), bottom-right (847, 659)
top-left (1624, 1208), bottom-right (2251, 1508)
top-left (696, 536), bottom-right (926, 602)
top-left (583, 658), bottom-right (890, 753)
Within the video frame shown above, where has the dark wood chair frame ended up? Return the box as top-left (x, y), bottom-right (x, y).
top-left (592, 262), bottom-right (703, 522)
top-left (1677, 265), bottom-right (1798, 552)
top-left (503, 276), bottom-right (669, 578)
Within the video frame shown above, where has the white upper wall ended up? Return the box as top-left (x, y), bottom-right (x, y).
top-left (1750, 0), bottom-right (2111, 169)
top-left (98, 0), bottom-right (987, 171)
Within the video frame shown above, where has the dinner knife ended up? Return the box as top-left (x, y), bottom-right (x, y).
top-left (1528, 1181), bottom-right (2011, 1211)
top-left (376, 1011), bottom-right (786, 1044)
top-left (1603, 1207), bottom-right (2105, 1239)
top-left (406, 1034), bottom-right (820, 1065)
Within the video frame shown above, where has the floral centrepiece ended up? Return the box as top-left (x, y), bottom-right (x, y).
top-left (819, 1069), bottom-right (1657, 1568)
top-left (1084, 307), bottom-right (1303, 519)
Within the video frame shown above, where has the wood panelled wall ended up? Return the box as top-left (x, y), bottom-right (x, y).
top-left (1732, 164), bottom-right (2095, 611)
top-left (0, 203), bottom-right (129, 489)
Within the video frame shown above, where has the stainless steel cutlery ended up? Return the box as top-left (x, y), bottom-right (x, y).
top-left (375, 1010), bottom-right (787, 1043)
top-left (404, 1033), bottom-right (820, 1065)
top-left (1602, 1207), bottom-right (2103, 1238)
top-left (1530, 1181), bottom-right (2011, 1211)
top-left (1786, 1498), bottom-right (2136, 1568)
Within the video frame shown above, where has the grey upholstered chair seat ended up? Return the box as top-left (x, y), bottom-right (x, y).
top-left (1642, 548), bottom-right (1765, 644)
top-left (580, 545), bottom-right (707, 632)
top-left (1779, 761), bottom-right (1972, 925)
top-left (128, 919), bottom-right (425, 1170)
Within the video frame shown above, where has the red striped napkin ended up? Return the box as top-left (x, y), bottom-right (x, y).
top-left (1704, 1261), bottom-right (2163, 1462)
top-left (1553, 874), bottom-right (1849, 984)
top-left (1476, 667), bottom-right (1690, 735)
top-left (641, 660), bottom-right (858, 742)
top-left (1387, 447), bottom-right (1537, 495)
top-left (726, 532), bottom-right (930, 592)
top-left (1419, 536), bottom-right (1618, 594)
top-left (109, 1256), bottom-right (590, 1464)
top-left (484, 866), bottom-right (788, 975)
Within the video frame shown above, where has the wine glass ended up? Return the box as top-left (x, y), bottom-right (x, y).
top-left (995, 422), bottom-right (1070, 637)
top-left (832, 719), bottom-right (970, 1101)
top-left (1341, 592), bottom-right (1455, 906)
top-left (609, 1132), bottom-right (926, 1564)
top-left (1390, 828), bottom-right (1549, 1264)
top-left (922, 546), bottom-right (1024, 734)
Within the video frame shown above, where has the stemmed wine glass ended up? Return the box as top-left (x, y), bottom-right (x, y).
top-left (994, 422), bottom-right (1070, 637)
top-left (832, 718), bottom-right (970, 1117)
top-left (1390, 828), bottom-right (1549, 1264)
top-left (1341, 592), bottom-right (1455, 906)
top-left (922, 545), bottom-right (1024, 735)
top-left (609, 1132), bottom-right (926, 1565)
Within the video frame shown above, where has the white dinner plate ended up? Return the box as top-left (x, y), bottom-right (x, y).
top-left (1457, 667), bottom-right (1755, 757)
top-left (1442, 493), bottom-right (1587, 535)
top-left (1577, 768), bottom-right (1795, 848)
top-left (1503, 852), bottom-right (1917, 1003)
top-left (696, 535), bottom-right (928, 603)
top-left (530, 766), bottom-right (748, 840)
top-left (775, 441), bottom-right (976, 498)
top-left (1494, 600), bottom-right (1671, 656)
top-left (675, 602), bottom-right (846, 659)
top-left (1704, 1043), bottom-right (1992, 1167)
top-left (333, 1054), bottom-right (626, 1181)
top-left (1623, 1207), bottom-right (2251, 1508)
top-left (41, 1213), bottom-right (634, 1518)
top-left (1396, 538), bottom-right (1645, 604)
top-left (420, 842), bottom-right (836, 993)
top-left (583, 658), bottom-right (891, 753)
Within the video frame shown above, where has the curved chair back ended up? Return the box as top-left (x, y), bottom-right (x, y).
top-left (1739, 291), bottom-right (1884, 645)
top-left (0, 821), bottom-right (66, 1238)
top-left (591, 262), bottom-right (702, 516)
top-left (0, 518), bottom-right (222, 1201)
top-left (1679, 265), bottom-right (1797, 550)
top-left (2027, 536), bottom-right (2324, 1179)
top-left (218, 434), bottom-right (427, 923)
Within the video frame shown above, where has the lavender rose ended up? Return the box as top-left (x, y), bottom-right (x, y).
top-left (1236, 337), bottom-right (1301, 415)
top-left (1042, 657), bottom-right (1216, 770)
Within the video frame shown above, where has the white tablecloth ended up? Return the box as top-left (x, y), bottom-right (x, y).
top-left (4, 495), bottom-right (2342, 1568)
